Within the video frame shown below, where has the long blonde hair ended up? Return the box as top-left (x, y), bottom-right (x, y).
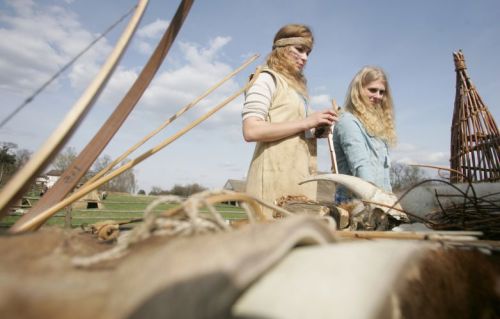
top-left (344, 66), bottom-right (397, 146)
top-left (266, 24), bottom-right (313, 97)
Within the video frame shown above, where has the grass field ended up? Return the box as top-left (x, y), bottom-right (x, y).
top-left (1, 192), bottom-right (246, 230)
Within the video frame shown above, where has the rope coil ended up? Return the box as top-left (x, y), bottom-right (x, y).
top-left (72, 189), bottom-right (285, 267)
top-left (72, 188), bottom-right (338, 267)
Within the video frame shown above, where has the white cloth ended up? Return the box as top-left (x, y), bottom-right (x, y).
top-left (242, 72), bottom-right (276, 121)
top-left (233, 240), bottom-right (434, 319)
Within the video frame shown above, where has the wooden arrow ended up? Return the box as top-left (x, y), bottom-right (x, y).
top-left (9, 0), bottom-right (194, 231)
top-left (0, 0), bottom-right (150, 220)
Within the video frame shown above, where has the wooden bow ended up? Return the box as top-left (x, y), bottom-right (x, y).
top-left (0, 0), bottom-right (150, 220)
top-left (9, 0), bottom-right (194, 231)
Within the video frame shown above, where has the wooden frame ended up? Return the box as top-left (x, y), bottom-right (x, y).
top-left (450, 50), bottom-right (500, 182)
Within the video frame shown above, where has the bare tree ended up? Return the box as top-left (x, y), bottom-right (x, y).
top-left (390, 162), bottom-right (427, 192)
top-left (102, 158), bottom-right (136, 193)
top-left (169, 183), bottom-right (207, 197)
top-left (85, 155), bottom-right (137, 193)
top-left (0, 142), bottom-right (32, 187)
top-left (89, 154), bottom-right (112, 186)
top-left (148, 183), bottom-right (207, 197)
top-left (15, 148), bottom-right (32, 168)
top-left (0, 142), bottom-right (18, 186)
top-left (149, 186), bottom-right (165, 195)
top-left (91, 154), bottom-right (113, 173)
top-left (52, 146), bottom-right (77, 172)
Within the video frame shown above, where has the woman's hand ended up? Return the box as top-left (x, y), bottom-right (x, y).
top-left (242, 109), bottom-right (338, 143)
top-left (305, 109), bottom-right (338, 129)
top-left (309, 109), bottom-right (338, 138)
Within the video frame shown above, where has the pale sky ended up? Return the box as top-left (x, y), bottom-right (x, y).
top-left (1, 0), bottom-right (499, 193)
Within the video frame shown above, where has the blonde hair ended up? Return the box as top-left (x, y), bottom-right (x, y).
top-left (266, 24), bottom-right (313, 97)
top-left (344, 66), bottom-right (397, 147)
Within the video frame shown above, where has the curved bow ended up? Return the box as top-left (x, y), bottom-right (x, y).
top-left (0, 0), bottom-right (150, 220)
top-left (10, 0), bottom-right (195, 232)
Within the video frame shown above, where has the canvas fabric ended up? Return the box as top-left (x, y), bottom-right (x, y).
top-left (0, 215), bottom-right (335, 319)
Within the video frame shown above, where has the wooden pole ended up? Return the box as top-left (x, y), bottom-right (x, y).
top-left (64, 206), bottom-right (72, 229)
top-left (328, 99), bottom-right (340, 173)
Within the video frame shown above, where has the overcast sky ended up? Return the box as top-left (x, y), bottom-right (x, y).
top-left (1, 0), bottom-right (499, 193)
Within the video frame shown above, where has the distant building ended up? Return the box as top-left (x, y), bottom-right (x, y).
top-left (45, 169), bottom-right (63, 188)
top-left (35, 175), bottom-right (48, 185)
top-left (223, 179), bottom-right (247, 206)
top-left (72, 190), bottom-right (104, 210)
top-left (223, 179), bottom-right (246, 192)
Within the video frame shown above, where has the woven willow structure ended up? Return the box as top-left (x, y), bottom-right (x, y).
top-left (450, 50), bottom-right (500, 183)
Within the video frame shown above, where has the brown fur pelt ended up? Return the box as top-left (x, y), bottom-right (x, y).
top-left (274, 195), bottom-right (315, 207)
top-left (0, 216), bottom-right (336, 319)
top-left (274, 195), bottom-right (330, 218)
top-left (393, 249), bottom-right (500, 319)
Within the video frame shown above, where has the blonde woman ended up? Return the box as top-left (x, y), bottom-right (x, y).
top-left (333, 66), bottom-right (397, 203)
top-left (242, 24), bottom-right (337, 218)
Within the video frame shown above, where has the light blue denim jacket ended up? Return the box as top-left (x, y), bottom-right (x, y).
top-left (333, 112), bottom-right (391, 202)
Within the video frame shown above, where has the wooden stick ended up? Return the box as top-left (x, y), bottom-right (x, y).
top-left (328, 99), bottom-right (340, 173)
top-left (336, 230), bottom-right (482, 241)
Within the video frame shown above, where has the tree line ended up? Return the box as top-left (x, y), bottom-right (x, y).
top-left (0, 142), bottom-right (31, 188)
top-left (0, 142), bottom-right (137, 195)
top-left (1, 140), bottom-right (430, 198)
top-left (144, 183), bottom-right (207, 197)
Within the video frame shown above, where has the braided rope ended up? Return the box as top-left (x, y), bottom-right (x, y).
top-left (71, 189), bottom-right (295, 267)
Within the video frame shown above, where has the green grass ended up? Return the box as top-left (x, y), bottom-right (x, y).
top-left (1, 192), bottom-right (247, 230)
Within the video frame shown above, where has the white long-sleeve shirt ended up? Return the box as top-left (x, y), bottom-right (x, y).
top-left (241, 72), bottom-right (276, 121)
